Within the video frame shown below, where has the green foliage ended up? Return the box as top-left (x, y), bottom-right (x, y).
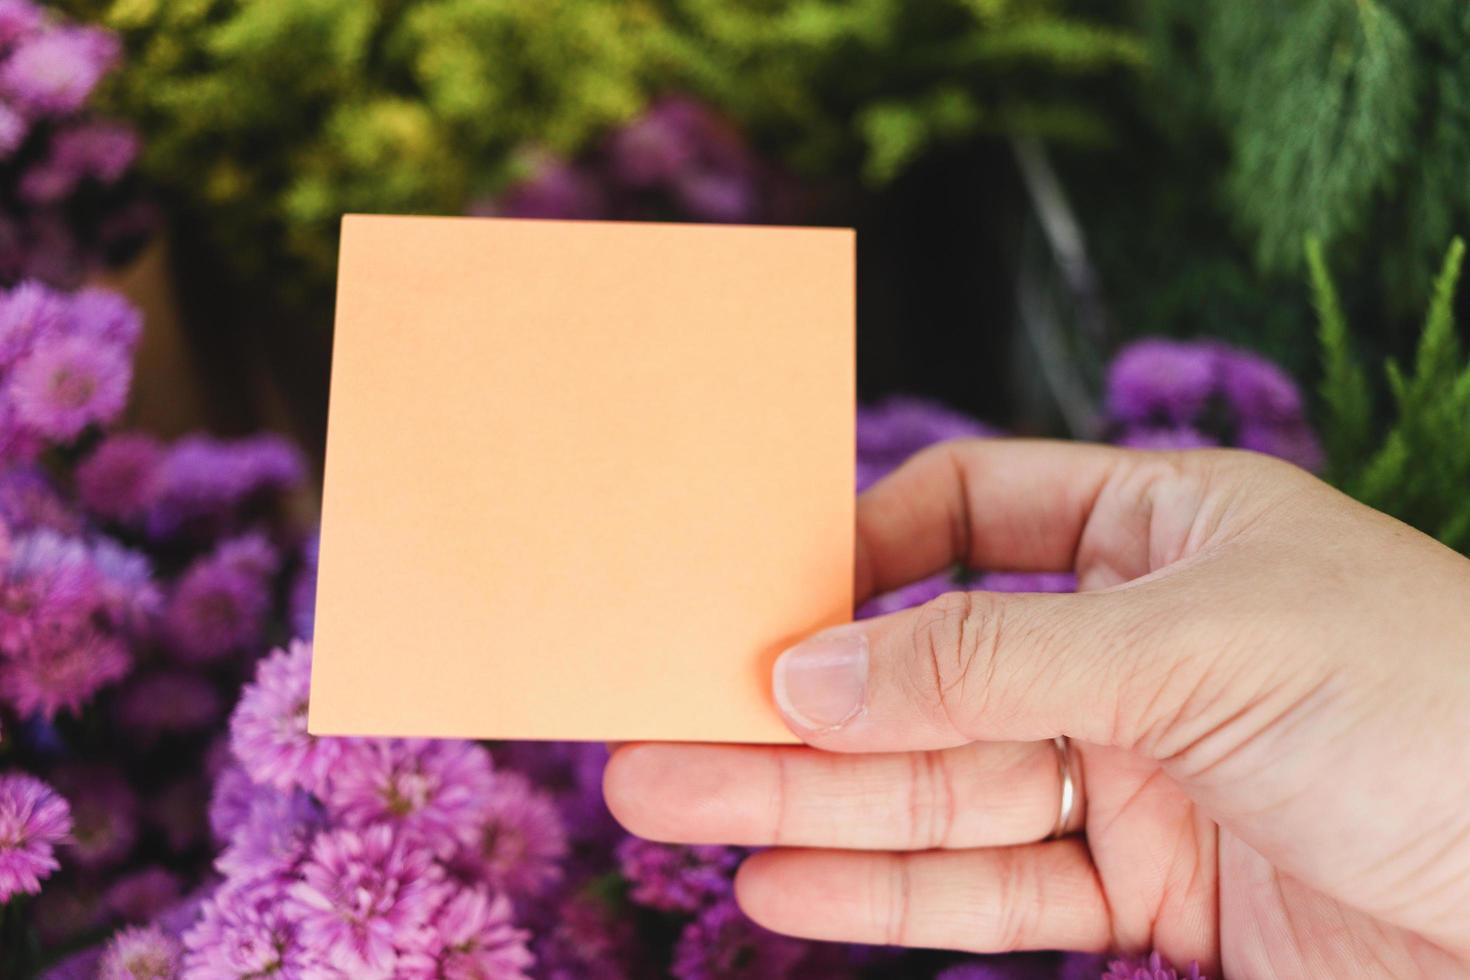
top-left (1315, 236), bottom-right (1470, 552)
top-left (653, 0), bottom-right (1143, 183)
top-left (1307, 237), bottom-right (1371, 484)
top-left (81, 0), bottom-right (660, 305)
top-left (1156, 0), bottom-right (1470, 312)
top-left (69, 0), bottom-right (1141, 316)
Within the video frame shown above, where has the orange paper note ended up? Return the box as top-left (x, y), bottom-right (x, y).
top-left (308, 215), bottom-right (854, 743)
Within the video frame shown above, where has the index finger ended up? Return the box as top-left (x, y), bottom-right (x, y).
top-left (855, 439), bottom-right (1129, 603)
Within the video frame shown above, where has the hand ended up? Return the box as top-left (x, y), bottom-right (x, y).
top-left (603, 441), bottom-right (1470, 977)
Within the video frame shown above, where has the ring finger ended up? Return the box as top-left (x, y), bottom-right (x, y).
top-left (603, 738), bottom-right (1087, 851)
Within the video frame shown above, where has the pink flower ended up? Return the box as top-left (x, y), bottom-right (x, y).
top-left (21, 122), bottom-right (138, 202)
top-left (0, 0), bottom-right (42, 49)
top-left (98, 924), bottom-right (182, 980)
top-left (66, 285), bottom-right (143, 346)
top-left (449, 770), bottom-right (566, 902)
top-left (0, 280), bottom-right (65, 367)
top-left (0, 528), bottom-right (97, 655)
top-left (229, 640), bottom-right (344, 795)
top-left (163, 549), bottom-right (269, 662)
top-left (77, 433), bottom-right (164, 524)
top-left (0, 25), bottom-right (118, 115)
top-left (51, 764), bottom-right (136, 869)
top-left (89, 538), bottom-right (161, 636)
top-left (0, 771), bottom-right (71, 901)
top-left (104, 865), bottom-right (184, 923)
top-left (617, 839), bottom-right (739, 913)
top-left (7, 335), bottom-right (131, 440)
top-left (0, 620), bottom-right (130, 720)
top-left (215, 785), bottom-right (322, 884)
top-left (414, 886), bottom-right (533, 980)
top-left (183, 878), bottom-right (312, 979)
top-left (325, 739), bottom-right (497, 856)
top-left (285, 824), bottom-right (450, 977)
top-left (207, 765), bottom-right (258, 844)
top-left (0, 101), bottom-right (23, 156)
top-left (671, 898), bottom-right (806, 980)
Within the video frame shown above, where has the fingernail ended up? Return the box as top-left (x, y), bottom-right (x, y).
top-left (773, 628), bottom-right (869, 732)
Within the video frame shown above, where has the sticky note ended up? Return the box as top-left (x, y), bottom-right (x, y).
top-left (309, 215), bottom-right (854, 743)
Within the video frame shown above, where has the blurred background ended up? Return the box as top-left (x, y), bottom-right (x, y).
top-left (33, 0), bottom-right (1467, 463)
top-left (6, 2), bottom-right (1470, 977)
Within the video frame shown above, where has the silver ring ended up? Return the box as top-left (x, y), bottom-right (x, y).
top-left (1048, 736), bottom-right (1079, 840)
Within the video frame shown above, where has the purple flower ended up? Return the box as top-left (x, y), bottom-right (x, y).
top-left (607, 99), bottom-right (724, 188)
top-left (66, 286), bottom-right (143, 348)
top-left (0, 0), bottom-right (42, 49)
top-left (494, 740), bottom-right (614, 846)
top-left (145, 434), bottom-right (305, 540)
top-left (671, 898), bottom-right (806, 980)
top-left (0, 101), bottom-right (25, 156)
top-left (207, 765), bottom-right (258, 844)
top-left (6, 335), bottom-right (131, 440)
top-left (977, 571), bottom-right (1078, 593)
top-left (89, 538), bottom-right (161, 635)
top-left (1217, 348), bottom-right (1303, 423)
top-left (285, 824), bottom-right (450, 977)
top-left (0, 528), bottom-right (97, 654)
top-left (163, 546), bottom-right (270, 662)
top-left (215, 785), bottom-right (323, 884)
top-left (0, 771), bottom-right (71, 901)
top-left (857, 396), bottom-right (995, 490)
top-left (39, 946), bottom-right (105, 980)
top-left (114, 670), bottom-right (222, 739)
top-left (183, 878), bottom-right (311, 979)
top-left (1101, 951), bottom-right (1207, 980)
top-left (936, 954), bottom-right (1074, 979)
top-left (674, 171), bottom-right (756, 223)
top-left (1106, 339), bottom-right (1218, 426)
top-left (448, 769), bottom-right (567, 902)
top-left (0, 280), bottom-right (65, 366)
top-left (0, 25), bottom-right (119, 116)
top-left (535, 890), bottom-right (638, 980)
top-left (617, 838), bottom-right (739, 913)
top-left (104, 866), bottom-right (184, 923)
top-left (22, 122), bottom-right (139, 203)
top-left (1236, 420), bottom-right (1324, 471)
top-left (0, 464), bottom-right (81, 533)
top-left (1116, 426), bottom-right (1218, 451)
top-left (324, 738), bottom-right (497, 857)
top-left (414, 886), bottom-right (533, 979)
top-left (0, 621), bottom-right (130, 720)
top-left (289, 533), bottom-right (318, 639)
top-left (51, 764), bottom-right (136, 869)
top-left (97, 924), bottom-right (182, 980)
top-left (229, 640), bottom-right (344, 795)
top-left (493, 154), bottom-right (606, 220)
top-left (856, 570), bottom-right (959, 619)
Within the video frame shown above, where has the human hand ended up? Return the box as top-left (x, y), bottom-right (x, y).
top-left (604, 441), bottom-right (1470, 976)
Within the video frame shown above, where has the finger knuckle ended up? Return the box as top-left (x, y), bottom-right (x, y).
top-left (991, 849), bottom-right (1040, 952)
top-left (882, 855), bottom-right (912, 947)
top-left (910, 590), bottom-right (1004, 737)
top-left (904, 750), bottom-right (956, 849)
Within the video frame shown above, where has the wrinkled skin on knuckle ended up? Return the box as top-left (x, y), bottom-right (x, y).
top-left (908, 590), bottom-right (1004, 739)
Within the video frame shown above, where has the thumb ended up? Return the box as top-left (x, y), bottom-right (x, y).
top-left (772, 587), bottom-right (1186, 753)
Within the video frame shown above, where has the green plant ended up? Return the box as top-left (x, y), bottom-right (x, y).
top-left (80, 0), bottom-right (660, 306)
top-left (1165, 0), bottom-right (1470, 312)
top-left (71, 0), bottom-right (1141, 318)
top-left (1312, 235), bottom-right (1470, 552)
top-left (652, 0), bottom-right (1144, 183)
